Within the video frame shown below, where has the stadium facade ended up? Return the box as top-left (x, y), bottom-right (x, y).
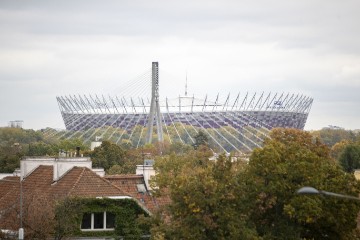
top-left (57, 95), bottom-right (312, 133)
top-left (56, 62), bottom-right (313, 153)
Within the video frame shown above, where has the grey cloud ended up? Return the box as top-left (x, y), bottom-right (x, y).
top-left (0, 0), bottom-right (359, 129)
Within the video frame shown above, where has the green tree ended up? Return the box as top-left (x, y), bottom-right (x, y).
top-left (192, 130), bottom-right (208, 149)
top-left (0, 127), bottom-right (47, 173)
top-left (162, 141), bottom-right (193, 155)
top-left (54, 198), bottom-right (150, 240)
top-left (57, 138), bottom-right (86, 152)
top-left (243, 128), bottom-right (360, 239)
top-left (54, 197), bottom-right (82, 240)
top-left (91, 141), bottom-right (126, 171)
top-left (0, 127), bottom-right (43, 146)
top-left (311, 128), bottom-right (358, 147)
top-left (151, 151), bottom-right (259, 239)
top-left (28, 142), bottom-right (56, 156)
top-left (330, 140), bottom-right (351, 159)
top-left (338, 144), bottom-right (360, 173)
top-left (0, 145), bottom-right (23, 173)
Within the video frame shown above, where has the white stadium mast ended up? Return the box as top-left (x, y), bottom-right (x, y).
top-left (146, 62), bottom-right (163, 143)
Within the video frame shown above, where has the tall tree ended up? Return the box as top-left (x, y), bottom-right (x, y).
top-left (192, 130), bottom-right (209, 149)
top-left (330, 140), bottom-right (351, 159)
top-left (243, 128), bottom-right (360, 239)
top-left (91, 141), bottom-right (126, 171)
top-left (151, 151), bottom-right (259, 239)
top-left (0, 127), bottom-right (43, 146)
top-left (311, 128), bottom-right (358, 147)
top-left (338, 143), bottom-right (360, 173)
top-left (0, 144), bottom-right (23, 173)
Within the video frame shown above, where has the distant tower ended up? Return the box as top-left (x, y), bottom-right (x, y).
top-left (9, 120), bottom-right (23, 128)
top-left (146, 62), bottom-right (163, 143)
top-left (185, 72), bottom-right (188, 96)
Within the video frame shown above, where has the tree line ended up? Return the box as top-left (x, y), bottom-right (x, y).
top-left (150, 128), bottom-right (360, 239)
top-left (1, 127), bottom-right (360, 174)
top-left (1, 126), bottom-right (360, 238)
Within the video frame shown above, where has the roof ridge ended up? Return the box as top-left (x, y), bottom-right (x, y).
top-left (22, 164), bottom-right (46, 179)
top-left (67, 167), bottom-right (86, 196)
top-left (54, 165), bottom-right (80, 183)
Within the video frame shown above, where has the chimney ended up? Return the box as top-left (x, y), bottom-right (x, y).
top-left (76, 147), bottom-right (80, 157)
top-left (136, 159), bottom-right (155, 190)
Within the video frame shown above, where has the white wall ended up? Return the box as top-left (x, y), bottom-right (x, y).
top-left (20, 157), bottom-right (104, 181)
top-left (0, 173), bottom-right (15, 180)
top-left (136, 165), bottom-right (156, 190)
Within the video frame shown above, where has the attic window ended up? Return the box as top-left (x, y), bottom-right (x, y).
top-left (81, 211), bottom-right (115, 231)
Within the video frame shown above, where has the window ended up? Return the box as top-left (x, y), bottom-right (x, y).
top-left (81, 212), bottom-right (115, 231)
top-left (93, 212), bottom-right (104, 229)
top-left (81, 213), bottom-right (92, 229)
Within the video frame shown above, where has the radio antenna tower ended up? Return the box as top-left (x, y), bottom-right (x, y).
top-left (146, 62), bottom-right (163, 143)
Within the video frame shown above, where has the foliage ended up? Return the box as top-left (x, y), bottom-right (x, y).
top-left (338, 143), bottom-right (360, 173)
top-left (92, 141), bottom-right (195, 174)
top-left (311, 128), bottom-right (358, 147)
top-left (0, 145), bottom-right (22, 173)
top-left (330, 140), bottom-right (351, 159)
top-left (0, 127), bottom-right (89, 173)
top-left (192, 130), bottom-right (209, 149)
top-left (23, 189), bottom-right (55, 239)
top-left (243, 128), bottom-right (360, 240)
top-left (0, 128), bottom-right (43, 146)
top-left (27, 138), bottom-right (87, 157)
top-left (0, 128), bottom-right (37, 173)
top-left (162, 141), bottom-right (193, 155)
top-left (54, 197), bottom-right (84, 240)
top-left (54, 197), bottom-right (150, 240)
top-left (91, 141), bottom-right (126, 171)
top-left (1, 188), bottom-right (56, 239)
top-left (57, 138), bottom-right (87, 152)
top-left (151, 151), bottom-right (259, 239)
top-left (27, 142), bottom-right (55, 156)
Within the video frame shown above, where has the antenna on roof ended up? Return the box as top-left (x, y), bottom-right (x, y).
top-left (185, 71), bottom-right (188, 96)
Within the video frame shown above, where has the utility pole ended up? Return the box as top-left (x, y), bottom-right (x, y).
top-left (2, 177), bottom-right (24, 239)
top-left (19, 168), bottom-right (24, 240)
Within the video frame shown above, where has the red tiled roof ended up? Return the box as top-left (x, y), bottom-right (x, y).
top-left (0, 164), bottom-right (173, 233)
top-left (0, 176), bottom-right (21, 230)
top-left (0, 165), bottom-right (135, 231)
top-left (23, 165), bottom-right (53, 194)
top-left (56, 167), bottom-right (128, 198)
top-left (105, 174), bottom-right (171, 213)
top-left (0, 176), bottom-right (19, 201)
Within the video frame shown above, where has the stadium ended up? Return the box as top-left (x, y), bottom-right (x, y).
top-left (55, 62), bottom-right (313, 154)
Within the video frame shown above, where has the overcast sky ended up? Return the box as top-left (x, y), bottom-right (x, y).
top-left (0, 0), bottom-right (359, 130)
